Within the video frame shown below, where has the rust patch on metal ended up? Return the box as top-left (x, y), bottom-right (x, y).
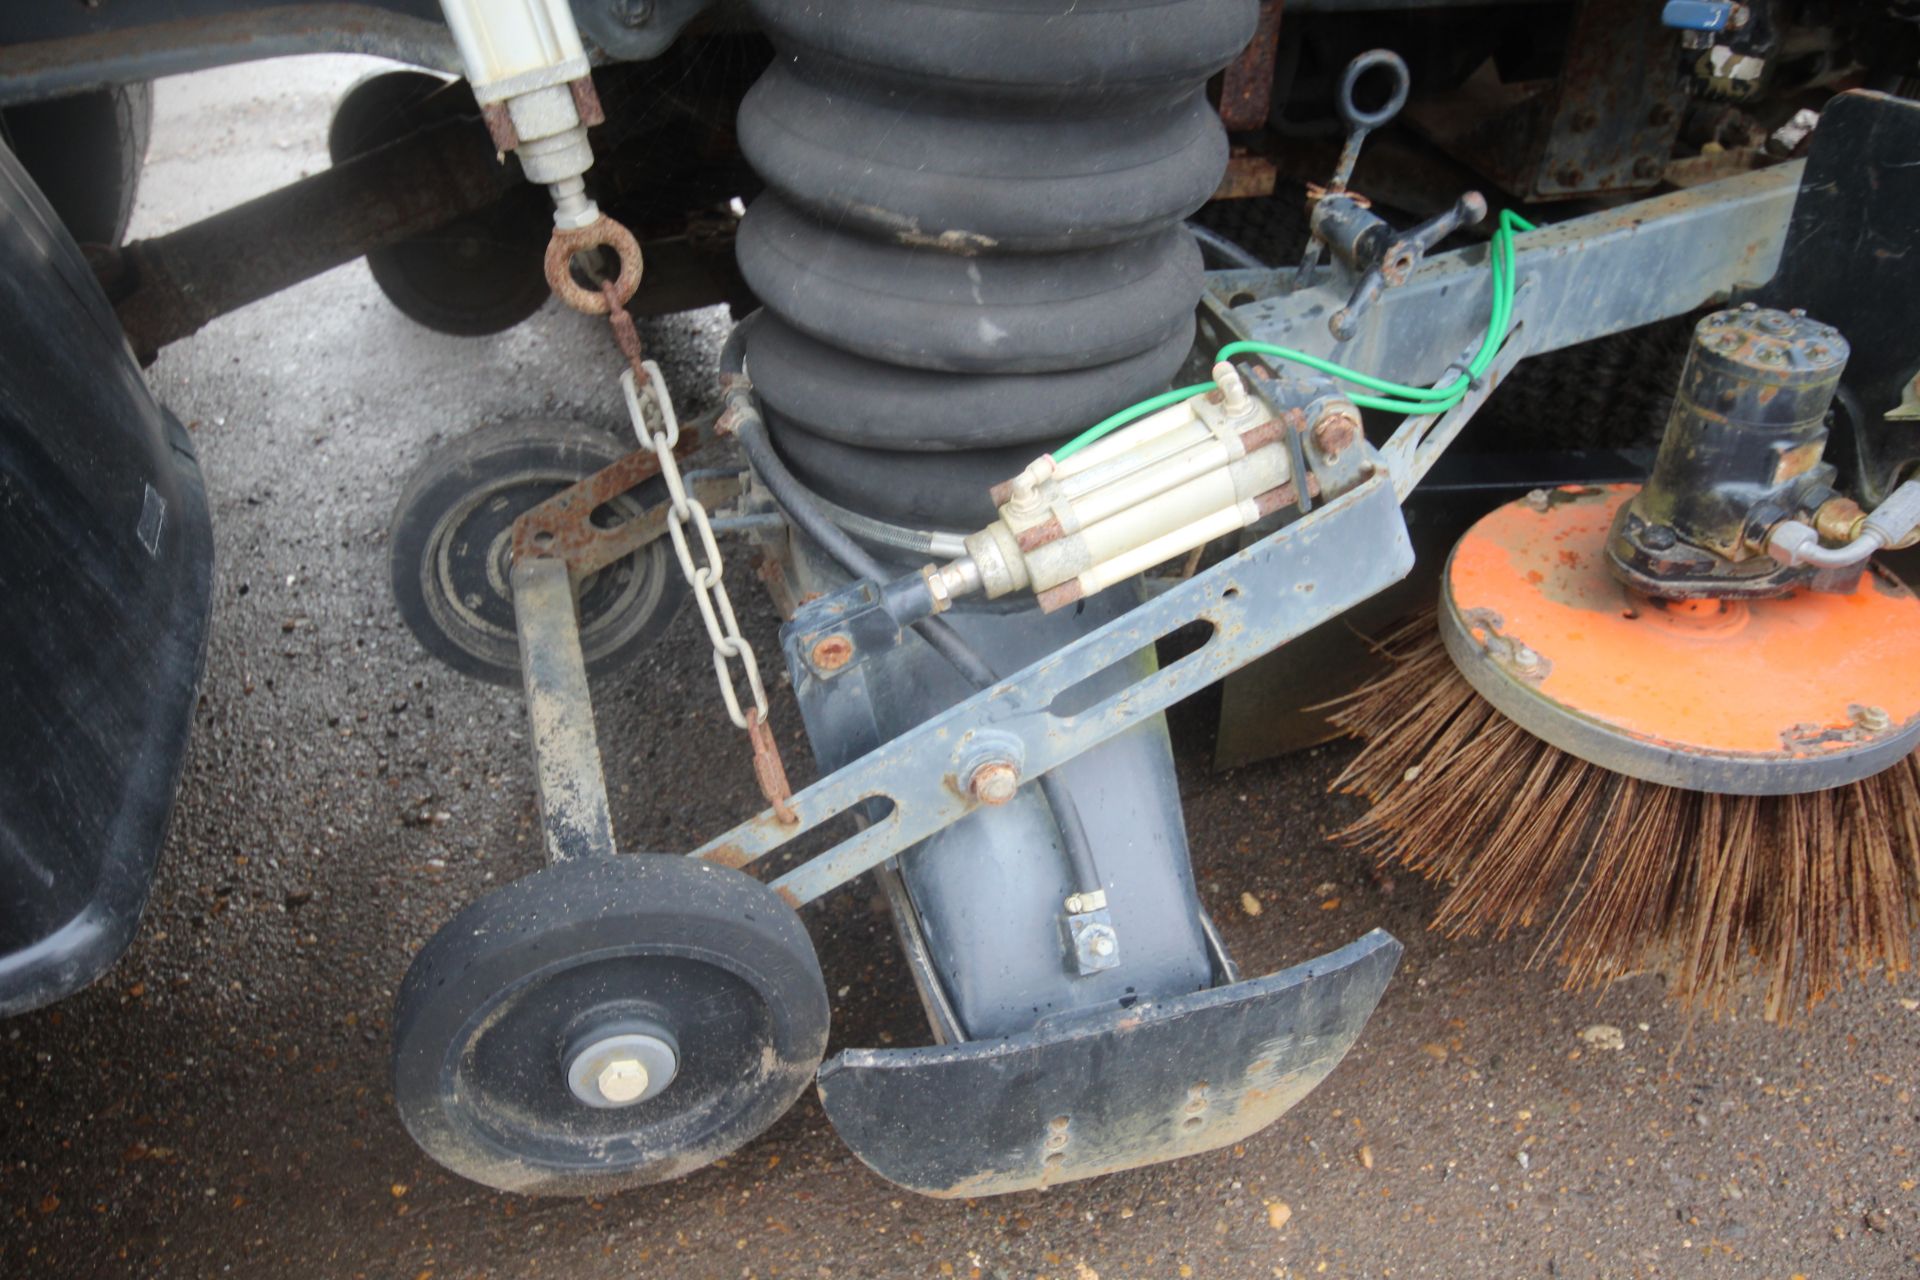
top-left (1015, 516), bottom-right (1065, 552)
top-left (1212, 153), bottom-right (1279, 201)
top-left (1036, 580), bottom-right (1086, 614)
top-left (810, 635), bottom-right (854, 671)
top-left (568, 75), bottom-right (605, 128)
top-left (480, 101), bottom-right (518, 151)
top-left (753, 549), bottom-right (799, 620)
top-left (775, 885), bottom-right (803, 910)
top-left (510, 446), bottom-right (670, 574)
top-left (1312, 412), bottom-right (1359, 461)
top-left (1239, 419), bottom-right (1285, 453)
top-left (1217, 0), bottom-right (1284, 132)
top-left (1770, 438), bottom-right (1824, 486)
top-left (603, 285), bottom-right (650, 382)
top-left (544, 214), bottom-right (643, 314)
top-left (747, 709), bottom-right (800, 827)
top-left (700, 844), bottom-right (754, 871)
top-left (1253, 473), bottom-right (1322, 518)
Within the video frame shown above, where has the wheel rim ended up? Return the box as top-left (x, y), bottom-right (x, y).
top-left (417, 468), bottom-right (671, 674)
top-left (449, 948), bottom-right (775, 1169)
top-left (392, 856), bottom-right (830, 1195)
top-left (565, 1026), bottom-right (680, 1108)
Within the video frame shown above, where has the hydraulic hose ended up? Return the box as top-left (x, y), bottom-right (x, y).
top-left (1186, 221), bottom-right (1269, 272)
top-left (728, 376), bottom-right (1106, 899)
top-left (721, 315), bottom-right (967, 559)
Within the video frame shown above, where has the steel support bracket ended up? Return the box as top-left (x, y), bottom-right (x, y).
top-left (785, 579), bottom-right (906, 682)
top-left (692, 470), bottom-right (1416, 904)
top-left (1202, 161), bottom-right (1802, 394)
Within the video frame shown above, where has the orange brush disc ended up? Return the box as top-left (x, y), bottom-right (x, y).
top-left (1439, 484), bottom-right (1920, 795)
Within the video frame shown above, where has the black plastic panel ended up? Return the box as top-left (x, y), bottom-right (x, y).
top-left (0, 140), bottom-right (214, 1015)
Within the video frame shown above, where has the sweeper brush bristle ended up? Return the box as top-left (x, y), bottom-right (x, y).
top-left (1325, 614), bottom-right (1920, 1021)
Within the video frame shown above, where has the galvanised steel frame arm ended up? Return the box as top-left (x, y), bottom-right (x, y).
top-left (515, 162), bottom-right (1806, 909)
top-left (1204, 161), bottom-right (1804, 388)
top-left (691, 473), bottom-right (1415, 903)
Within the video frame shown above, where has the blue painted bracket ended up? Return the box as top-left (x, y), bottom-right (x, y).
top-left (692, 468), bottom-right (1416, 904)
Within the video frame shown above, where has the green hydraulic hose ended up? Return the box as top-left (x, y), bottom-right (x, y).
top-left (1052, 210), bottom-right (1536, 462)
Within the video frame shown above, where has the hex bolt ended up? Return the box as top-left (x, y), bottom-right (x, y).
top-left (811, 635), bottom-right (854, 671)
top-left (1312, 411), bottom-right (1359, 461)
top-left (969, 759), bottom-right (1020, 805)
top-left (1512, 645), bottom-right (1542, 673)
top-left (1855, 705), bottom-right (1892, 734)
top-left (1523, 488), bottom-right (1552, 513)
top-left (596, 1058), bottom-right (649, 1104)
top-left (1090, 932), bottom-right (1117, 958)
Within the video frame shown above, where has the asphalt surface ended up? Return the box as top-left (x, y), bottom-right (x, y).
top-left (4, 57), bottom-right (1919, 1280)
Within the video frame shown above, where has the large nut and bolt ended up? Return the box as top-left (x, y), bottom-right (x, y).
top-left (566, 1030), bottom-right (677, 1108)
top-left (811, 635), bottom-right (854, 670)
top-left (969, 760), bottom-right (1021, 805)
top-left (596, 1058), bottom-right (650, 1103)
top-left (1311, 412), bottom-right (1360, 461)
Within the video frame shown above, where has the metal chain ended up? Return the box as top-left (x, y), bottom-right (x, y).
top-left (621, 362), bottom-right (767, 727)
top-left (593, 278), bottom-right (797, 824)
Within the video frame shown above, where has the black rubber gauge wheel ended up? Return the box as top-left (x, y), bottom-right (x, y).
top-left (329, 69), bottom-right (552, 336)
top-left (388, 419), bottom-right (687, 685)
top-left (392, 855), bottom-right (831, 1196)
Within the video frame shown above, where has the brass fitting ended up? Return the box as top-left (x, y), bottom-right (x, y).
top-left (1811, 496), bottom-right (1866, 545)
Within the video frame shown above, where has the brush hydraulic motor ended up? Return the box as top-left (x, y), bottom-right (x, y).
top-left (1609, 304), bottom-right (1920, 598)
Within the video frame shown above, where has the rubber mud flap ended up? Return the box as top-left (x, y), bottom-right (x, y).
top-left (817, 929), bottom-right (1401, 1197)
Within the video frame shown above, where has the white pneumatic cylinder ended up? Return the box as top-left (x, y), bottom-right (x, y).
top-left (437, 0), bottom-right (601, 228)
top-left (963, 364), bottom-right (1305, 609)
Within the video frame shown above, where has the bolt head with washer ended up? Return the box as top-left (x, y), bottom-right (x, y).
top-left (811, 635), bottom-right (854, 671)
top-left (969, 760), bottom-right (1021, 806)
top-left (566, 1030), bottom-right (678, 1109)
top-left (597, 1058), bottom-right (649, 1103)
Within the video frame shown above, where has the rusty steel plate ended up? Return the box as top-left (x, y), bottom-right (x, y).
top-left (1438, 484), bottom-right (1920, 795)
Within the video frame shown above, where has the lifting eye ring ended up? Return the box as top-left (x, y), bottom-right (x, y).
top-left (544, 215), bottom-right (645, 315)
top-left (1337, 49), bottom-right (1411, 132)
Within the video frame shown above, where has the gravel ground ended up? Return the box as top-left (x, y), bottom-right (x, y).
top-left (3, 57), bottom-right (1918, 1280)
